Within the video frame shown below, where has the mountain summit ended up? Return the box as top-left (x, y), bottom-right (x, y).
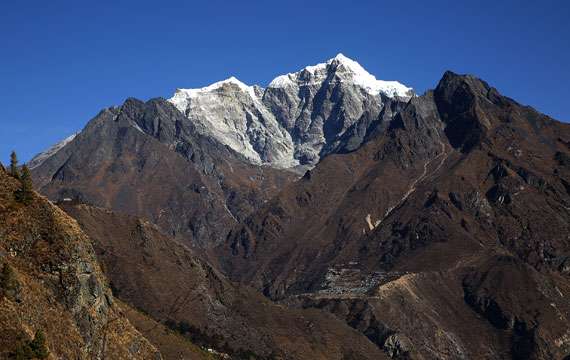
top-left (30, 54), bottom-right (412, 171)
top-left (169, 76), bottom-right (298, 168)
top-left (169, 54), bottom-right (413, 168)
top-left (269, 53), bottom-right (413, 99)
top-left (27, 54), bottom-right (416, 246)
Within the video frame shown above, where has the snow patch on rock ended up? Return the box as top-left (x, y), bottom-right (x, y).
top-left (171, 77), bottom-right (258, 104)
top-left (168, 77), bottom-right (298, 168)
top-left (28, 133), bottom-right (78, 169)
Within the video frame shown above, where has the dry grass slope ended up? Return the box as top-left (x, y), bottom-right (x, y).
top-left (0, 166), bottom-right (160, 359)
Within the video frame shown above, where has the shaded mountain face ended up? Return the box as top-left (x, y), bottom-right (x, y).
top-left (219, 72), bottom-right (570, 358)
top-left (61, 203), bottom-right (388, 360)
top-left (114, 299), bottom-right (213, 360)
top-left (0, 164), bottom-right (159, 358)
top-left (31, 97), bottom-right (294, 247)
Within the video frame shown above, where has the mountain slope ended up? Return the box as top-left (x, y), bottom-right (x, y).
top-left (30, 54), bottom-right (412, 248)
top-left (28, 133), bottom-right (77, 170)
top-left (61, 202), bottom-right (389, 359)
top-left (0, 163), bottom-right (160, 358)
top-left (116, 300), bottom-right (213, 360)
top-left (25, 54), bottom-right (570, 359)
top-left (219, 72), bottom-right (570, 358)
top-left (31, 98), bottom-right (294, 247)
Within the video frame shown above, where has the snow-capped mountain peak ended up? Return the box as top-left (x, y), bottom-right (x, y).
top-left (268, 53), bottom-right (413, 99)
top-left (164, 54), bottom-right (416, 169)
top-left (170, 76), bottom-right (259, 110)
top-left (162, 54), bottom-right (415, 169)
top-left (329, 53), bottom-right (413, 98)
top-left (168, 76), bottom-right (297, 168)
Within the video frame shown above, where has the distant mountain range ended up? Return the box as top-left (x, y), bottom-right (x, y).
top-left (2, 54), bottom-right (568, 359)
top-left (28, 54), bottom-right (413, 247)
top-left (32, 54), bottom-right (413, 171)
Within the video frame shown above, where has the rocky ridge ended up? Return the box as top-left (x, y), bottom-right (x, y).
top-left (169, 53), bottom-right (413, 168)
top-left (30, 97), bottom-right (294, 247)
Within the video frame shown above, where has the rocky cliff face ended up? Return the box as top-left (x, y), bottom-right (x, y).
top-left (0, 162), bottom-right (160, 358)
top-left (170, 77), bottom-right (298, 168)
top-left (262, 53), bottom-right (412, 166)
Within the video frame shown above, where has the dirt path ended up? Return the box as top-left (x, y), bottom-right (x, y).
top-left (380, 136), bottom-right (449, 224)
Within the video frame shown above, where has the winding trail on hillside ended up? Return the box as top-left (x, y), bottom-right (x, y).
top-left (378, 136), bottom-right (449, 226)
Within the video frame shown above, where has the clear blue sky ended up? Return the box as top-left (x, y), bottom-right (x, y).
top-left (1, 0), bottom-right (569, 163)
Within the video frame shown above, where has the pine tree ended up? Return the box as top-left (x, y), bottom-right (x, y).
top-left (29, 330), bottom-right (49, 359)
top-left (10, 151), bottom-right (19, 179)
top-left (12, 329), bottom-right (49, 359)
top-left (15, 165), bottom-right (33, 204)
top-left (13, 343), bottom-right (34, 360)
top-left (20, 165), bottom-right (33, 199)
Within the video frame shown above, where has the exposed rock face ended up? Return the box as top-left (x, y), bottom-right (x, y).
top-left (263, 53), bottom-right (413, 166)
top-left (170, 77), bottom-right (298, 168)
top-left (31, 98), bottom-right (294, 247)
top-left (0, 164), bottom-right (159, 358)
top-left (62, 203), bottom-right (388, 360)
top-left (220, 72), bottom-right (570, 358)
top-left (169, 53), bottom-right (413, 168)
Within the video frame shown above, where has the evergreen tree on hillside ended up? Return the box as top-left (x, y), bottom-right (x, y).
top-left (20, 165), bottom-right (33, 197)
top-left (29, 330), bottom-right (49, 359)
top-left (15, 165), bottom-right (33, 204)
top-left (12, 329), bottom-right (49, 359)
top-left (10, 151), bottom-right (19, 179)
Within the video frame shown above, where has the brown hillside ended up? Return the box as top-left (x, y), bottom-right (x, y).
top-left (62, 203), bottom-right (389, 360)
top-left (0, 165), bottom-right (160, 359)
top-left (219, 72), bottom-right (570, 358)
